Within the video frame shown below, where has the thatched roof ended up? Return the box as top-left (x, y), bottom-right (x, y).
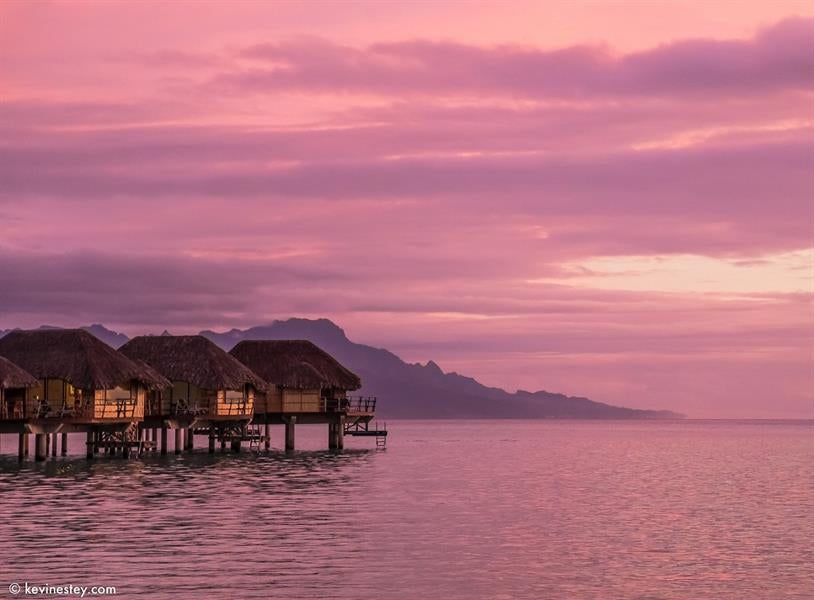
top-left (0, 355), bottom-right (38, 389)
top-left (0, 329), bottom-right (171, 390)
top-left (120, 335), bottom-right (267, 392)
top-left (230, 340), bottom-right (361, 390)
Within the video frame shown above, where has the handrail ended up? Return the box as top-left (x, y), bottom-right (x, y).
top-left (322, 395), bottom-right (378, 413)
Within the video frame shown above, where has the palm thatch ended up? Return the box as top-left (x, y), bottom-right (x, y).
top-left (120, 335), bottom-right (267, 392)
top-left (0, 329), bottom-right (170, 390)
top-left (0, 355), bottom-right (38, 389)
top-left (229, 340), bottom-right (361, 391)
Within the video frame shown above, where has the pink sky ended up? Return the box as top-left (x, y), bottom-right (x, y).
top-left (1, 1), bottom-right (812, 418)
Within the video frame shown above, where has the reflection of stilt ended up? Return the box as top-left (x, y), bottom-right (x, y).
top-left (35, 433), bottom-right (47, 461)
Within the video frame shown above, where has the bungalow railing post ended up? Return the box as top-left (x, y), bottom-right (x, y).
top-left (61, 433), bottom-right (68, 456)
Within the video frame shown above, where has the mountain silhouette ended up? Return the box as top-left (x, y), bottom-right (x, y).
top-left (0, 319), bottom-right (682, 419)
top-left (200, 318), bottom-right (682, 419)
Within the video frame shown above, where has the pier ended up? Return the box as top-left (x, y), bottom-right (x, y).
top-left (0, 330), bottom-right (386, 461)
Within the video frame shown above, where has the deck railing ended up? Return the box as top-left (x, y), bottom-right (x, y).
top-left (341, 396), bottom-right (377, 413)
top-left (96, 397), bottom-right (139, 419)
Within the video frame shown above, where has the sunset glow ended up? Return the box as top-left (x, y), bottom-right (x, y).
top-left (1, 0), bottom-right (812, 418)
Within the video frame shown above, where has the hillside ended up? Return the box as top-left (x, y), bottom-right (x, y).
top-left (0, 319), bottom-right (682, 419)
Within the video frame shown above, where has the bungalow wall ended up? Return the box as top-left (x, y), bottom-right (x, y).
top-left (23, 378), bottom-right (145, 420)
top-left (165, 381), bottom-right (253, 417)
top-left (255, 385), bottom-right (324, 413)
top-left (214, 388), bottom-right (254, 417)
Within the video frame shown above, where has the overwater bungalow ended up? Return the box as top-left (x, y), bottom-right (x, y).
top-left (0, 329), bottom-right (170, 459)
top-left (0, 356), bottom-right (38, 421)
top-left (229, 340), bottom-right (382, 449)
top-left (119, 335), bottom-right (267, 452)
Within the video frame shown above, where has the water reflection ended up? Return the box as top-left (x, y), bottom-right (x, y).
top-left (0, 421), bottom-right (812, 599)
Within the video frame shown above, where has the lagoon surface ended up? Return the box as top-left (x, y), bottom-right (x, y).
top-left (0, 420), bottom-right (811, 599)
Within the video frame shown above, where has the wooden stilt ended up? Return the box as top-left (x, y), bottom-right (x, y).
top-left (285, 417), bottom-right (296, 452)
top-left (174, 428), bottom-right (182, 454)
top-left (61, 432), bottom-right (68, 456)
top-left (86, 431), bottom-right (94, 459)
top-left (231, 438), bottom-right (241, 453)
top-left (220, 427), bottom-right (226, 451)
top-left (18, 433), bottom-right (25, 461)
top-left (45, 432), bottom-right (51, 457)
top-left (51, 432), bottom-right (58, 456)
top-left (208, 429), bottom-right (215, 454)
top-left (24, 433), bottom-right (29, 456)
top-left (337, 415), bottom-right (345, 450)
top-left (35, 433), bottom-right (47, 461)
top-left (329, 422), bottom-right (337, 450)
top-left (264, 422), bottom-right (270, 451)
top-left (160, 427), bottom-right (168, 455)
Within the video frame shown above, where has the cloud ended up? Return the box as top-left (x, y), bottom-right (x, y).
top-left (221, 18), bottom-right (814, 98)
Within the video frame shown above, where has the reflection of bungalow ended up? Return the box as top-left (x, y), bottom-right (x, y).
top-left (0, 355), bottom-right (37, 421)
top-left (229, 340), bottom-right (361, 415)
top-left (119, 335), bottom-right (267, 451)
top-left (0, 329), bottom-right (170, 460)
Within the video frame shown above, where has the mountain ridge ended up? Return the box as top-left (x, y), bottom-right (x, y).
top-left (0, 319), bottom-right (684, 419)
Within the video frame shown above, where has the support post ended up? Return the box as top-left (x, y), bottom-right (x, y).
top-left (160, 426), bottom-right (168, 455)
top-left (45, 432), bottom-right (51, 457)
top-left (329, 422), bottom-right (337, 450)
top-left (51, 432), bottom-right (58, 456)
top-left (174, 428), bottom-right (182, 454)
top-left (86, 431), bottom-right (94, 459)
top-left (285, 416), bottom-right (296, 452)
top-left (35, 433), bottom-right (47, 461)
top-left (220, 427), bottom-right (226, 451)
top-left (24, 433), bottom-right (29, 457)
top-left (208, 429), bottom-right (215, 454)
top-left (18, 433), bottom-right (25, 461)
top-left (264, 422), bottom-right (270, 451)
top-left (61, 432), bottom-right (68, 456)
top-left (231, 438), bottom-right (241, 453)
top-left (337, 415), bottom-right (345, 450)
top-left (186, 427), bottom-right (194, 451)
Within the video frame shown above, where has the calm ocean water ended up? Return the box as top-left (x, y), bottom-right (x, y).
top-left (0, 420), bottom-right (811, 599)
